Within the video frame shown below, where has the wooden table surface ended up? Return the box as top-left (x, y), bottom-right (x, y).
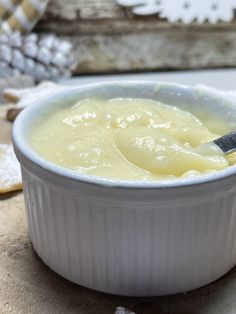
top-left (1, 104), bottom-right (236, 314)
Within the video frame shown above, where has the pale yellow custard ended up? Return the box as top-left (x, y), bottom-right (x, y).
top-left (29, 98), bottom-right (233, 181)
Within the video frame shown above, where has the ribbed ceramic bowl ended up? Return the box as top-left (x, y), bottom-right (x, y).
top-left (13, 81), bottom-right (236, 296)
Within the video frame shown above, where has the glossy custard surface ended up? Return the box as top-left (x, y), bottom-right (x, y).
top-left (29, 98), bottom-right (232, 180)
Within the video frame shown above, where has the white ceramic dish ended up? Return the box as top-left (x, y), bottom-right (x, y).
top-left (13, 81), bottom-right (236, 296)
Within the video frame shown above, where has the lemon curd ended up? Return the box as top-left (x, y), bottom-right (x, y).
top-left (29, 98), bottom-right (235, 181)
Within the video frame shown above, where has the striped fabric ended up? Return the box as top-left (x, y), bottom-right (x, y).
top-left (0, 0), bottom-right (48, 33)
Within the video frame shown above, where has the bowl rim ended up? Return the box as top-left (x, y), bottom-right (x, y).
top-left (12, 80), bottom-right (236, 189)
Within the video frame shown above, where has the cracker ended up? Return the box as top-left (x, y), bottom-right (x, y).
top-left (4, 81), bottom-right (71, 108)
top-left (0, 75), bottom-right (34, 103)
top-left (4, 81), bottom-right (73, 122)
top-left (0, 144), bottom-right (22, 194)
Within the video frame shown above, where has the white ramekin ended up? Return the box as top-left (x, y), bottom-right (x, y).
top-left (13, 81), bottom-right (236, 296)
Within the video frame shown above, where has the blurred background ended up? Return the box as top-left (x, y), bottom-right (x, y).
top-left (36, 0), bottom-right (236, 74)
top-left (1, 0), bottom-right (236, 89)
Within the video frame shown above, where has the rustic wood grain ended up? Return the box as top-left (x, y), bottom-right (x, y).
top-left (33, 0), bottom-right (236, 74)
top-left (41, 0), bottom-right (126, 21)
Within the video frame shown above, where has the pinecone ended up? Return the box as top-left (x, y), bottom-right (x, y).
top-left (0, 32), bottom-right (75, 82)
